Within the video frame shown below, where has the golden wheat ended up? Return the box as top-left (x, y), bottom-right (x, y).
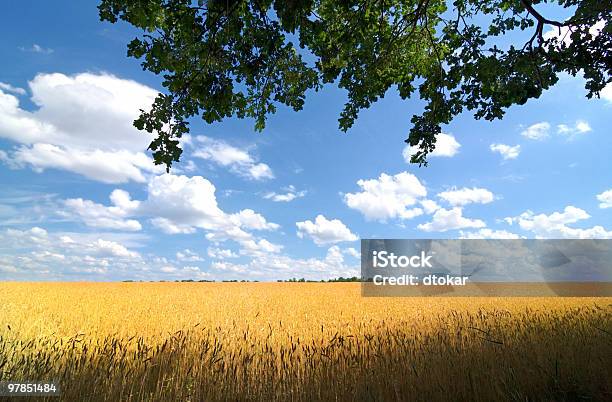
top-left (0, 282), bottom-right (610, 401)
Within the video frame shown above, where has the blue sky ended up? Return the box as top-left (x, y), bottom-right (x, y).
top-left (0, 1), bottom-right (611, 281)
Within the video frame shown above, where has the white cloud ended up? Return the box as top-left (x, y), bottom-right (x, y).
top-left (575, 120), bottom-right (592, 133)
top-left (210, 261), bottom-right (249, 274)
top-left (61, 173), bottom-right (280, 258)
top-left (0, 82), bottom-right (26, 95)
top-left (30, 227), bottom-right (48, 237)
top-left (229, 209), bottom-right (280, 231)
top-left (0, 72), bottom-right (163, 183)
top-left (521, 122), bottom-right (550, 140)
top-left (207, 247), bottom-right (238, 259)
top-left (10, 144), bottom-right (160, 184)
top-left (32, 250), bottom-right (66, 260)
top-left (248, 163), bottom-right (275, 180)
top-left (155, 264), bottom-right (210, 280)
top-left (0, 263), bottom-right (18, 273)
top-left (150, 217), bottom-right (196, 234)
top-left (176, 249), bottom-right (204, 262)
top-left (193, 136), bottom-right (274, 180)
top-left (601, 84), bottom-right (612, 103)
top-left (343, 247), bottom-right (361, 258)
top-left (143, 175), bottom-right (279, 239)
top-left (296, 215), bottom-right (358, 246)
top-left (0, 224), bottom-right (359, 281)
top-left (263, 185), bottom-right (306, 202)
top-left (597, 189), bottom-right (612, 209)
top-left (459, 228), bottom-right (521, 239)
top-left (490, 143), bottom-right (520, 160)
top-left (437, 187), bottom-right (494, 206)
top-left (417, 207), bottom-right (486, 232)
top-left (60, 235), bottom-right (75, 244)
top-left (344, 172), bottom-right (426, 221)
top-left (89, 239), bottom-right (140, 259)
top-left (503, 216), bottom-right (516, 225)
top-left (143, 174), bottom-right (231, 233)
top-left (19, 44), bottom-right (54, 54)
top-left (239, 238), bottom-right (283, 256)
top-left (205, 226), bottom-right (252, 243)
top-left (0, 227), bottom-right (209, 280)
top-left (557, 120), bottom-right (592, 136)
top-left (420, 199), bottom-right (440, 214)
top-left (62, 195), bottom-right (142, 231)
top-left (160, 266), bottom-right (177, 273)
top-left (512, 206), bottom-right (612, 238)
top-left (402, 133), bottom-right (461, 161)
top-left (324, 245), bottom-right (344, 265)
top-left (180, 266), bottom-right (210, 279)
top-left (109, 189), bottom-right (141, 211)
top-left (208, 245), bottom-right (359, 281)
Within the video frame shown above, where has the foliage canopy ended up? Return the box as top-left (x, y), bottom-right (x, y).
top-left (98, 0), bottom-right (611, 170)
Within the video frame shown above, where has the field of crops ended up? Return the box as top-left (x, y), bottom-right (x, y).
top-left (0, 282), bottom-right (610, 401)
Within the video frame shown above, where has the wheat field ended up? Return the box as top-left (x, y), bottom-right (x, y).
top-left (0, 282), bottom-right (610, 401)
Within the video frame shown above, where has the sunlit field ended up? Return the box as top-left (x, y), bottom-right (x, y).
top-left (0, 283), bottom-right (610, 401)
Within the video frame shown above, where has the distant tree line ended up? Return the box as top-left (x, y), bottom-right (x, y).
top-left (121, 277), bottom-right (367, 283)
top-left (278, 276), bottom-right (363, 282)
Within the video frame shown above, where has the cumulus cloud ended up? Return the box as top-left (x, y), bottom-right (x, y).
top-left (142, 175), bottom-right (279, 244)
top-left (344, 172), bottom-right (426, 221)
top-left (90, 239), bottom-right (140, 259)
top-left (420, 199), bottom-right (440, 214)
top-left (556, 120), bottom-right (592, 137)
top-left (143, 174), bottom-right (233, 233)
top-left (417, 207), bottom-right (486, 232)
top-left (402, 133), bottom-right (461, 161)
top-left (62, 192), bottom-right (142, 231)
top-left (239, 238), bottom-right (283, 256)
top-left (490, 143), bottom-right (520, 160)
top-left (521, 122), bottom-right (550, 140)
top-left (509, 206), bottom-right (612, 238)
top-left (296, 215), bottom-right (358, 246)
top-left (229, 209), bottom-right (280, 231)
top-left (149, 218), bottom-right (197, 235)
top-left (61, 173), bottom-right (281, 257)
top-left (10, 144), bottom-right (161, 183)
top-left (193, 136), bottom-right (274, 180)
top-left (0, 72), bottom-right (163, 183)
top-left (207, 247), bottom-right (238, 259)
top-left (263, 185), bottom-right (306, 202)
top-left (597, 189), bottom-right (612, 209)
top-left (176, 249), bottom-right (204, 262)
top-left (437, 187), bottom-right (494, 206)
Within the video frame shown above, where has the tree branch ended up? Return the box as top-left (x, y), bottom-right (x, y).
top-left (520, 0), bottom-right (567, 28)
